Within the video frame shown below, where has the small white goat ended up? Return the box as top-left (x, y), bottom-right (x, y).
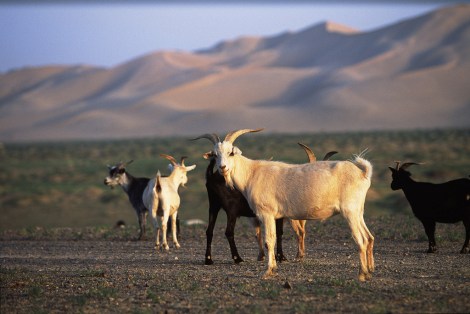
top-left (142, 154), bottom-right (196, 251)
top-left (201, 128), bottom-right (375, 281)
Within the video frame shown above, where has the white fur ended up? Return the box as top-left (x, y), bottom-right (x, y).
top-left (142, 159), bottom-right (196, 251)
top-left (212, 130), bottom-right (375, 281)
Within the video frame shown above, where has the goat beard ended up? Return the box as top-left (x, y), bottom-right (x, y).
top-left (223, 172), bottom-right (235, 190)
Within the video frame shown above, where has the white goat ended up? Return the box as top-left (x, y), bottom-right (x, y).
top-left (201, 129), bottom-right (375, 281)
top-left (142, 154), bottom-right (196, 251)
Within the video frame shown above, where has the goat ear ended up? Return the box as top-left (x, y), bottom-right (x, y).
top-left (185, 164), bottom-right (196, 171)
top-left (203, 152), bottom-right (214, 160)
top-left (388, 167), bottom-right (396, 173)
top-left (232, 146), bottom-right (242, 155)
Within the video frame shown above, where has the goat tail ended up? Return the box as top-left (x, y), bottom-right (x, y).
top-left (155, 171), bottom-right (162, 193)
top-left (352, 150), bottom-right (373, 180)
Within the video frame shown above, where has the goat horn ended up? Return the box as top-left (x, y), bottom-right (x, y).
top-left (323, 151), bottom-right (338, 161)
top-left (298, 143), bottom-right (316, 162)
top-left (224, 128), bottom-right (263, 143)
top-left (191, 133), bottom-right (220, 145)
top-left (124, 160), bottom-right (134, 166)
top-left (394, 161), bottom-right (401, 170)
top-left (180, 156), bottom-right (188, 166)
top-left (160, 154), bottom-right (177, 166)
top-left (400, 162), bottom-right (421, 170)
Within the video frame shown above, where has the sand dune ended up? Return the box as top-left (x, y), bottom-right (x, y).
top-left (0, 4), bottom-right (469, 141)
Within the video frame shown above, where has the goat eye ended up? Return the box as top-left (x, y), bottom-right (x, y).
top-left (229, 152), bottom-right (234, 156)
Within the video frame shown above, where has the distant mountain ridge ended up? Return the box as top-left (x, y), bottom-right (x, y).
top-left (1, 4), bottom-right (469, 141)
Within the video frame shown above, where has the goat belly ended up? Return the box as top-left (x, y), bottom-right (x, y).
top-left (414, 208), bottom-right (464, 223)
top-left (301, 206), bottom-right (337, 221)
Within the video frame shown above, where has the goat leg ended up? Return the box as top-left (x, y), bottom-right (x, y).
top-left (261, 214), bottom-right (277, 279)
top-left (290, 219), bottom-right (307, 261)
top-left (254, 221), bottom-right (265, 261)
top-left (422, 220), bottom-right (437, 253)
top-left (161, 215), bottom-right (170, 251)
top-left (137, 209), bottom-right (147, 240)
top-left (275, 218), bottom-right (288, 262)
top-left (461, 219), bottom-right (470, 254)
top-left (226, 215), bottom-right (243, 264)
top-left (171, 213), bottom-right (180, 249)
top-left (205, 206), bottom-right (220, 265)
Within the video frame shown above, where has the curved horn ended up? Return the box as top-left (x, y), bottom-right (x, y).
top-left (160, 154), bottom-right (177, 166)
top-left (400, 162), bottom-right (421, 170)
top-left (124, 160), bottom-right (134, 167)
top-left (224, 128), bottom-right (264, 143)
top-left (298, 142), bottom-right (316, 162)
top-left (191, 133), bottom-right (220, 145)
top-left (322, 151), bottom-right (338, 161)
top-left (180, 156), bottom-right (188, 166)
top-left (394, 161), bottom-right (401, 170)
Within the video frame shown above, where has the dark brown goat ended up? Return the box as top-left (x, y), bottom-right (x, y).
top-left (203, 158), bottom-right (296, 264)
top-left (389, 162), bottom-right (470, 253)
top-left (196, 133), bottom-right (337, 265)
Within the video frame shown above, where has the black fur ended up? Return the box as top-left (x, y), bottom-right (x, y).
top-left (389, 164), bottom-right (470, 253)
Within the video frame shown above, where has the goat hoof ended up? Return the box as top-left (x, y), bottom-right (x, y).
top-left (276, 254), bottom-right (288, 263)
top-left (460, 247), bottom-right (469, 254)
top-left (233, 256), bottom-right (244, 264)
top-left (205, 258), bottom-right (214, 265)
top-left (262, 270), bottom-right (276, 280)
top-left (426, 248), bottom-right (437, 253)
top-left (294, 254), bottom-right (305, 262)
top-left (358, 273), bottom-right (368, 282)
top-left (257, 254), bottom-right (265, 261)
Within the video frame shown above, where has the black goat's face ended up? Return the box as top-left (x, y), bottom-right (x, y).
top-left (104, 165), bottom-right (126, 188)
top-left (389, 167), bottom-right (411, 191)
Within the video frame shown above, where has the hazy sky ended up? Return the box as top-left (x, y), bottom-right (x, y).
top-left (0, 1), bottom-right (466, 72)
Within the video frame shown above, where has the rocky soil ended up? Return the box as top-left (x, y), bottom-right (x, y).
top-left (1, 216), bottom-right (469, 313)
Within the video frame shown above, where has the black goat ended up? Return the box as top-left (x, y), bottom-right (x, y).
top-left (104, 160), bottom-right (179, 240)
top-left (389, 162), bottom-right (470, 253)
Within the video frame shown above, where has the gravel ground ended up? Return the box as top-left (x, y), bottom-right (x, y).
top-left (1, 217), bottom-right (469, 313)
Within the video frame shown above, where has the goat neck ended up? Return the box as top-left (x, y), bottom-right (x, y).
top-left (166, 167), bottom-right (187, 190)
top-left (391, 170), bottom-right (426, 207)
top-left (118, 171), bottom-right (134, 193)
top-left (223, 154), bottom-right (255, 192)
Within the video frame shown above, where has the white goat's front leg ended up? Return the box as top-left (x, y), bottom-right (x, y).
top-left (160, 212), bottom-right (170, 251)
top-left (171, 212), bottom-right (180, 249)
top-left (260, 213), bottom-right (277, 279)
